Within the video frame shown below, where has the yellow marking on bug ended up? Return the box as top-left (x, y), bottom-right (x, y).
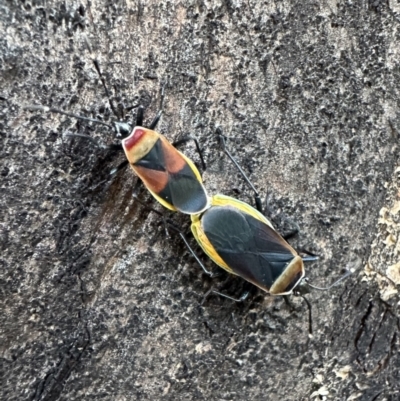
top-left (191, 211), bottom-right (233, 273)
top-left (147, 188), bottom-right (178, 211)
top-left (210, 195), bottom-right (299, 257)
top-left (210, 194), bottom-right (273, 226)
top-left (178, 149), bottom-right (203, 184)
top-left (269, 255), bottom-right (305, 295)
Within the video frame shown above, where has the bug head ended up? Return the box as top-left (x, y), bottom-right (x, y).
top-left (113, 121), bottom-right (132, 139)
top-left (292, 280), bottom-right (311, 296)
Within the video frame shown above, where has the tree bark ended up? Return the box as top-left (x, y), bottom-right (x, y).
top-left (1, 1), bottom-right (399, 400)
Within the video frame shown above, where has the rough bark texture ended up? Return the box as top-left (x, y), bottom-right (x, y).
top-left (1, 1), bottom-right (400, 400)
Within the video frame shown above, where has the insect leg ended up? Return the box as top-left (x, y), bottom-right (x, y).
top-left (299, 295), bottom-right (313, 335)
top-left (132, 187), bottom-right (214, 276)
top-left (132, 182), bottom-right (171, 237)
top-left (263, 189), bottom-right (302, 237)
top-left (284, 294), bottom-right (313, 335)
top-left (301, 255), bottom-right (319, 263)
top-left (297, 248), bottom-right (319, 263)
top-left (173, 136), bottom-right (207, 172)
top-left (167, 224), bottom-right (214, 276)
top-left (201, 289), bottom-right (250, 305)
top-left (136, 105), bottom-right (144, 126)
top-left (136, 183), bottom-right (209, 265)
top-left (216, 128), bottom-right (262, 212)
top-left (282, 228), bottom-right (299, 241)
top-left (133, 184), bottom-right (216, 277)
top-left (87, 159), bottom-right (130, 192)
top-left (109, 160), bottom-right (129, 176)
top-left (148, 85), bottom-right (165, 130)
top-left (148, 110), bottom-right (163, 130)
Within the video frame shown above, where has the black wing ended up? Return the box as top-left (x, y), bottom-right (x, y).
top-left (202, 205), bottom-right (296, 291)
top-left (135, 138), bottom-right (208, 214)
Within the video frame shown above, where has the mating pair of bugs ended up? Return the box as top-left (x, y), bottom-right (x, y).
top-left (120, 109), bottom-right (350, 302)
top-left (28, 58), bottom-right (350, 316)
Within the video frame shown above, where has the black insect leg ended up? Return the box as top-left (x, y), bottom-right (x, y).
top-left (298, 248), bottom-right (319, 263)
top-left (148, 84), bottom-right (165, 130)
top-left (87, 159), bottom-right (129, 192)
top-left (148, 110), bottom-right (163, 130)
top-left (300, 295), bottom-right (313, 335)
top-left (173, 136), bottom-right (207, 173)
top-left (283, 295), bottom-right (313, 335)
top-left (201, 279), bottom-right (256, 305)
top-left (283, 295), bottom-right (294, 309)
top-left (109, 160), bottom-right (129, 176)
top-left (167, 224), bottom-right (215, 277)
top-left (131, 181), bottom-right (171, 237)
top-left (263, 189), bottom-right (301, 238)
top-left (282, 229), bottom-right (299, 241)
top-left (137, 86), bottom-right (164, 130)
top-left (63, 134), bottom-right (125, 178)
top-left (131, 186), bottom-right (215, 277)
top-left (301, 255), bottom-right (319, 263)
top-left (216, 128), bottom-right (262, 212)
top-left (136, 105), bottom-right (144, 126)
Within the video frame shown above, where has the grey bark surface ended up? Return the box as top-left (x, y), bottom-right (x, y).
top-left (1, 1), bottom-right (400, 400)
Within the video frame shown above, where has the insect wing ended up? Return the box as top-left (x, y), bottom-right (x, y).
top-left (124, 128), bottom-right (208, 214)
top-left (201, 205), bottom-right (302, 294)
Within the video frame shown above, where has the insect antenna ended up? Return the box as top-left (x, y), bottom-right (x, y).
top-left (304, 269), bottom-right (353, 291)
top-left (84, 35), bottom-right (121, 120)
top-left (84, 36), bottom-right (135, 137)
top-left (23, 105), bottom-right (113, 130)
top-left (25, 36), bottom-right (135, 142)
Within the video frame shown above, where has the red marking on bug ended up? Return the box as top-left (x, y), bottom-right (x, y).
top-left (123, 128), bottom-right (146, 151)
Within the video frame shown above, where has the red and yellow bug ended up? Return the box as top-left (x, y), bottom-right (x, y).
top-left (122, 126), bottom-right (209, 215)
